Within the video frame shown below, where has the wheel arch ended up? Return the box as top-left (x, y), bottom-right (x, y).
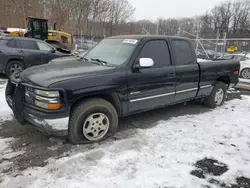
top-left (70, 92), bottom-right (122, 117)
top-left (5, 58), bottom-right (25, 74)
top-left (216, 75), bottom-right (230, 87)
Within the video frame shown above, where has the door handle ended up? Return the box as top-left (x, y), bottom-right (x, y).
top-left (166, 73), bottom-right (175, 78)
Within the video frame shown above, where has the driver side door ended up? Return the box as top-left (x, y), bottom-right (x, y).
top-left (127, 39), bottom-right (176, 114)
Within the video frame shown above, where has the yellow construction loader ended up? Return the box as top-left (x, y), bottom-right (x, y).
top-left (7, 16), bottom-right (74, 51)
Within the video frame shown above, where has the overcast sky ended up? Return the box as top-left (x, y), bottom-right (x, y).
top-left (128, 0), bottom-right (224, 21)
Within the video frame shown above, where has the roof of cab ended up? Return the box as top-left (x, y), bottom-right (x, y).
top-left (108, 35), bottom-right (189, 40)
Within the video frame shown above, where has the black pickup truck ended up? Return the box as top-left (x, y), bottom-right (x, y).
top-left (6, 35), bottom-right (239, 144)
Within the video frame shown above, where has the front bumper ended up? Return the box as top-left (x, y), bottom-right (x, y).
top-left (6, 80), bottom-right (70, 136)
top-left (23, 106), bottom-right (69, 136)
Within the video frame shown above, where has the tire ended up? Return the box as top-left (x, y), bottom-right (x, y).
top-left (204, 82), bottom-right (227, 108)
top-left (6, 61), bottom-right (24, 77)
top-left (240, 68), bottom-right (250, 79)
top-left (68, 98), bottom-right (118, 144)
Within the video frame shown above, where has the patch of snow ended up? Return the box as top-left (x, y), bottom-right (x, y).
top-left (0, 161), bottom-right (13, 172)
top-left (0, 84), bottom-right (13, 122)
top-left (1, 97), bottom-right (250, 187)
top-left (197, 58), bottom-right (210, 62)
top-left (0, 138), bottom-right (13, 155)
top-left (0, 138), bottom-right (15, 173)
top-left (2, 151), bottom-right (25, 160)
top-left (227, 90), bottom-right (240, 94)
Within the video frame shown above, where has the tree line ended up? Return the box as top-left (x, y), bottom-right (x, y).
top-left (0, 0), bottom-right (135, 37)
top-left (1, 0), bottom-right (250, 39)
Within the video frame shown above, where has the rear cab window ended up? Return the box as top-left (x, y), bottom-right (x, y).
top-left (20, 40), bottom-right (39, 50)
top-left (171, 39), bottom-right (196, 65)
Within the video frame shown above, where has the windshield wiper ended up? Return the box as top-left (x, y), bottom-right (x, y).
top-left (91, 58), bottom-right (108, 65)
top-left (78, 56), bottom-right (88, 61)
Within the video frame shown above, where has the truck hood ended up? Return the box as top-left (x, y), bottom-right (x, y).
top-left (20, 58), bottom-right (116, 87)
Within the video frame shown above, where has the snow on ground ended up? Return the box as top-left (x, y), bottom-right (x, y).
top-left (0, 80), bottom-right (12, 122)
top-left (1, 96), bottom-right (250, 188)
top-left (0, 81), bottom-right (18, 176)
top-left (197, 58), bottom-right (209, 62)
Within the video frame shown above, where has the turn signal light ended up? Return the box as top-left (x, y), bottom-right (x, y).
top-left (35, 100), bottom-right (61, 110)
top-left (48, 104), bottom-right (61, 110)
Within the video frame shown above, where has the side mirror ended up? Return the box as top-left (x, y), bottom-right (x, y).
top-left (50, 48), bottom-right (56, 53)
top-left (139, 58), bottom-right (154, 68)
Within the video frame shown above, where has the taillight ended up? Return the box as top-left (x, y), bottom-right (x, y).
top-left (233, 63), bottom-right (240, 76)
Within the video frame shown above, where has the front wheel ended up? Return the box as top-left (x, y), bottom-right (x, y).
top-left (68, 98), bottom-right (118, 144)
top-left (241, 68), bottom-right (250, 79)
top-left (204, 82), bottom-right (227, 108)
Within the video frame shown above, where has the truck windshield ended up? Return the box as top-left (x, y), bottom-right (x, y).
top-left (84, 38), bottom-right (139, 66)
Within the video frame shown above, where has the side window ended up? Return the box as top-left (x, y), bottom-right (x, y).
top-left (37, 41), bottom-right (53, 51)
top-left (236, 56), bottom-right (249, 61)
top-left (61, 36), bottom-right (68, 44)
top-left (20, 40), bottom-right (39, 50)
top-left (137, 40), bottom-right (171, 67)
top-left (6, 39), bottom-right (17, 48)
top-left (242, 57), bottom-right (249, 61)
top-left (234, 55), bottom-right (244, 61)
top-left (33, 20), bottom-right (41, 31)
top-left (172, 40), bottom-right (195, 65)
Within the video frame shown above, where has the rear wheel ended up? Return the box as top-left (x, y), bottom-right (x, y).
top-left (6, 61), bottom-right (24, 76)
top-left (68, 98), bottom-right (118, 144)
top-left (204, 82), bottom-right (227, 108)
top-left (241, 68), bottom-right (250, 79)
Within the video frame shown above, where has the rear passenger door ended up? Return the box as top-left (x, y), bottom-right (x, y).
top-left (18, 39), bottom-right (46, 68)
top-left (127, 39), bottom-right (175, 114)
top-left (171, 39), bottom-right (199, 102)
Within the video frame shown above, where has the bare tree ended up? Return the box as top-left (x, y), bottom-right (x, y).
top-left (109, 0), bottom-right (135, 35)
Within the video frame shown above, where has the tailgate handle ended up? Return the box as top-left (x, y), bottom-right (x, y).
top-left (18, 50), bottom-right (24, 54)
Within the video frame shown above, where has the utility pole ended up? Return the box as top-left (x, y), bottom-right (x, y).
top-left (222, 31), bottom-right (227, 57)
top-left (214, 29), bottom-right (220, 58)
top-left (156, 21), bottom-right (159, 35)
top-left (195, 28), bottom-right (199, 54)
top-left (176, 27), bottom-right (181, 36)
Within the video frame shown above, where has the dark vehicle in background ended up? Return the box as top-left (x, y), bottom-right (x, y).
top-left (6, 35), bottom-right (239, 144)
top-left (0, 36), bottom-right (70, 76)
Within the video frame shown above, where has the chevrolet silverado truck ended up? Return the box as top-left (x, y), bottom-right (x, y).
top-left (5, 35), bottom-right (240, 144)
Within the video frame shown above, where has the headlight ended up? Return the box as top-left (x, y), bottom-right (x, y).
top-left (26, 89), bottom-right (61, 110)
top-left (34, 89), bottom-right (59, 98)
